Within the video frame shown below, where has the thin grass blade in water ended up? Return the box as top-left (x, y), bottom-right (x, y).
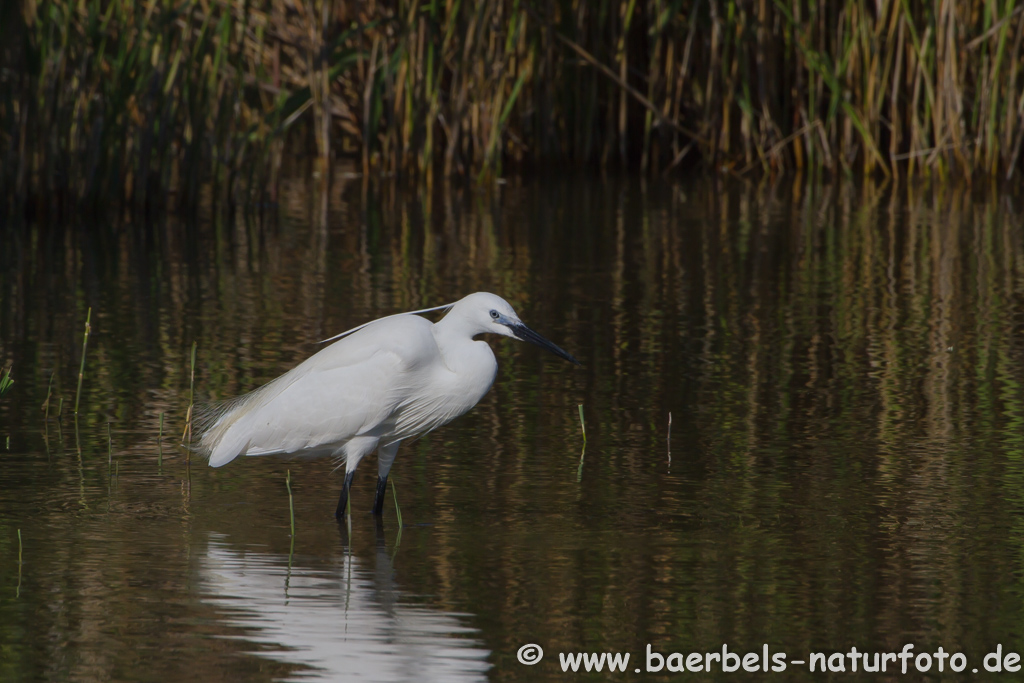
top-left (286, 469), bottom-right (295, 537)
top-left (1, 366), bottom-right (15, 398)
top-left (74, 309), bottom-right (91, 415)
top-left (576, 404), bottom-right (586, 482)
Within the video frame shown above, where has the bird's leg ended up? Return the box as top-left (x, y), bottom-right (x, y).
top-left (372, 442), bottom-right (401, 516)
top-left (335, 470), bottom-right (356, 519)
top-left (371, 474), bottom-right (388, 516)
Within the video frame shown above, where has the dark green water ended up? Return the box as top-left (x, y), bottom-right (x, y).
top-left (2, 176), bottom-right (1024, 682)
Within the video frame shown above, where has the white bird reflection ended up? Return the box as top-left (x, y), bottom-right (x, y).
top-left (199, 536), bottom-right (491, 682)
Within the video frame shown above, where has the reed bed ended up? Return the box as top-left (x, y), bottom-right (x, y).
top-left (3, 0), bottom-right (1024, 215)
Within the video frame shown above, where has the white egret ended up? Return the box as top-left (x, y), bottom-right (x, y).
top-left (194, 292), bottom-right (579, 518)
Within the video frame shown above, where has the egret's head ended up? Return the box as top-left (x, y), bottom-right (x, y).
top-left (451, 292), bottom-right (580, 365)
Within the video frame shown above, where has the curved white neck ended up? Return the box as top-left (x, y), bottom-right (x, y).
top-left (432, 316), bottom-right (497, 376)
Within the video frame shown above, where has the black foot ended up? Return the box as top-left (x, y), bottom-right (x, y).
top-left (335, 470), bottom-right (356, 519)
top-left (371, 474), bottom-right (388, 516)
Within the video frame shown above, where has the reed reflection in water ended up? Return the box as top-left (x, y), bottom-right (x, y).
top-left (1, 175), bottom-right (1024, 682)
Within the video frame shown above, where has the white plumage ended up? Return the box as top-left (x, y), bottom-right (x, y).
top-left (194, 292), bottom-right (578, 518)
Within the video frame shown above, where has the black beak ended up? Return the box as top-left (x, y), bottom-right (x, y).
top-left (509, 323), bottom-right (581, 365)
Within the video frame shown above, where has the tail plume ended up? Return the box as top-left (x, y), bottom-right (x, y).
top-left (189, 376), bottom-right (285, 465)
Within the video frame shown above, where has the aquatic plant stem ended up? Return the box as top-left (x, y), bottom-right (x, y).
top-left (577, 404), bottom-right (586, 482)
top-left (287, 470), bottom-right (295, 536)
top-left (391, 478), bottom-right (403, 552)
top-left (0, 366), bottom-right (14, 397)
top-left (391, 478), bottom-right (403, 530)
top-left (16, 529), bottom-right (22, 598)
top-left (158, 412), bottom-right (164, 470)
top-left (74, 308), bottom-right (91, 415)
top-left (184, 341), bottom-right (197, 465)
top-left (42, 371), bottom-right (54, 420)
top-left (667, 412), bottom-right (672, 465)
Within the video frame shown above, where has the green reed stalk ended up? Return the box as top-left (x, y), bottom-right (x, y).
top-left (391, 478), bottom-right (403, 530)
top-left (286, 470), bottom-right (295, 536)
top-left (184, 341), bottom-right (197, 462)
top-left (0, 366), bottom-right (13, 398)
top-left (16, 528), bottom-right (22, 598)
top-left (74, 308), bottom-right (91, 415)
top-left (667, 411), bottom-right (672, 465)
top-left (42, 372), bottom-right (54, 419)
top-left (158, 412), bottom-right (164, 468)
top-left (576, 404), bottom-right (586, 482)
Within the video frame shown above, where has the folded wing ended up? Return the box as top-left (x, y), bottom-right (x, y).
top-left (196, 316), bottom-right (442, 467)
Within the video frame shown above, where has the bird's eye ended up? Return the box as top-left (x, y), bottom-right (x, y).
top-left (489, 309), bottom-right (500, 320)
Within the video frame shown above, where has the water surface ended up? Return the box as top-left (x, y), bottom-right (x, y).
top-left (2, 177), bottom-right (1024, 681)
